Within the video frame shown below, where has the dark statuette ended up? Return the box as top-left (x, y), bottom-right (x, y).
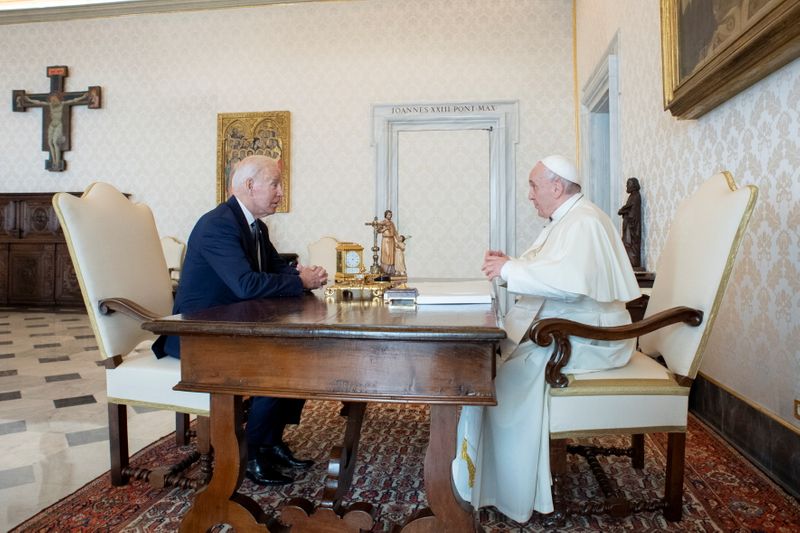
top-left (618, 177), bottom-right (642, 270)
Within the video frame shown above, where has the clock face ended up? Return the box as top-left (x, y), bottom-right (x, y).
top-left (345, 250), bottom-right (361, 271)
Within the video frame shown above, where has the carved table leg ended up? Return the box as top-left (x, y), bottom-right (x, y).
top-left (280, 402), bottom-right (375, 532)
top-left (180, 394), bottom-right (271, 533)
top-left (397, 404), bottom-right (481, 533)
top-left (322, 402), bottom-right (367, 509)
top-left (196, 415), bottom-right (213, 487)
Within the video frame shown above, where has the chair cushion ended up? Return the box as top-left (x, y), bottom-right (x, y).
top-left (106, 350), bottom-right (209, 415)
top-left (549, 352), bottom-right (689, 437)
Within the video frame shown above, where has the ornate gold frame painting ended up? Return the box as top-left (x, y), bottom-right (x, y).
top-left (661, 0), bottom-right (800, 119)
top-left (216, 111), bottom-right (291, 210)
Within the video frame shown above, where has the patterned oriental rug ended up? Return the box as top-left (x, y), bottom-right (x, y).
top-left (12, 401), bottom-right (800, 532)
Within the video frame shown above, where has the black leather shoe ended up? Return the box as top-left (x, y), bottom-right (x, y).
top-left (245, 459), bottom-right (293, 486)
top-left (260, 443), bottom-right (314, 470)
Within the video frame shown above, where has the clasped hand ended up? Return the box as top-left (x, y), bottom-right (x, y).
top-left (297, 264), bottom-right (328, 289)
top-left (482, 249), bottom-right (509, 281)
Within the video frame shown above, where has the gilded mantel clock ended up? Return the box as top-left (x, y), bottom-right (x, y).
top-left (335, 242), bottom-right (365, 281)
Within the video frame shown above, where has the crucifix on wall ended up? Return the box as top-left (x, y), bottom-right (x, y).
top-left (13, 65), bottom-right (101, 172)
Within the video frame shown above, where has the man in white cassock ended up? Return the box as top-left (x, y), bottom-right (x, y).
top-left (452, 155), bottom-right (640, 522)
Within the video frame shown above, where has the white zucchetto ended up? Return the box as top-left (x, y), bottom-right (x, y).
top-left (541, 155), bottom-right (581, 186)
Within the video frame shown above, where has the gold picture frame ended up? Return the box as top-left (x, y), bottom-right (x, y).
top-left (216, 111), bottom-right (291, 210)
top-left (661, 0), bottom-right (800, 119)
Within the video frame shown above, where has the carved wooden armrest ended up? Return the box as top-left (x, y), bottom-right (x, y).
top-left (529, 306), bottom-right (703, 388)
top-left (98, 297), bottom-right (161, 321)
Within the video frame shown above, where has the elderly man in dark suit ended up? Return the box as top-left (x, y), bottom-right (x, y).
top-left (153, 155), bottom-right (327, 486)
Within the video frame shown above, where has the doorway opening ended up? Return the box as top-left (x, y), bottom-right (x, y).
top-left (581, 34), bottom-right (620, 224)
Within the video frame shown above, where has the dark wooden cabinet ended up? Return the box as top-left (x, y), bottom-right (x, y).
top-left (55, 243), bottom-right (82, 303)
top-left (0, 192), bottom-right (83, 306)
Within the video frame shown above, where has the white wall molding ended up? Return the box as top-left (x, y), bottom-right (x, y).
top-left (581, 33), bottom-right (621, 224)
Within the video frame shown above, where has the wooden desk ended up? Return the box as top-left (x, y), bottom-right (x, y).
top-left (143, 293), bottom-right (504, 532)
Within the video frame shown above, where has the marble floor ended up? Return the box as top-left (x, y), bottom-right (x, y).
top-left (0, 308), bottom-right (177, 531)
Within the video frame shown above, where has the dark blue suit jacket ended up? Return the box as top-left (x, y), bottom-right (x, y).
top-left (154, 196), bottom-right (303, 358)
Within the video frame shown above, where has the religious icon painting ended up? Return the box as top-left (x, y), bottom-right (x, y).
top-left (216, 111), bottom-right (291, 211)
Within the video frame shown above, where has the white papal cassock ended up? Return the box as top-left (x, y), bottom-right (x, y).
top-left (452, 193), bottom-right (640, 522)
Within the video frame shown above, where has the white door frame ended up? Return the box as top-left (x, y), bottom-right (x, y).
top-left (581, 34), bottom-right (621, 225)
top-left (371, 100), bottom-right (519, 255)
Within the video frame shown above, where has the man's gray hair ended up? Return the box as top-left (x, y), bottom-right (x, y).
top-left (541, 164), bottom-right (582, 194)
top-left (230, 155), bottom-right (279, 190)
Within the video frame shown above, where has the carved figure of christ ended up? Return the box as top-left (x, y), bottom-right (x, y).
top-left (13, 65), bottom-right (101, 172)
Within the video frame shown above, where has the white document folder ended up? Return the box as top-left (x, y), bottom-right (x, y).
top-left (413, 280), bottom-right (494, 305)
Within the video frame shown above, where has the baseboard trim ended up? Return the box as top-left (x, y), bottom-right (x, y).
top-left (689, 374), bottom-right (799, 499)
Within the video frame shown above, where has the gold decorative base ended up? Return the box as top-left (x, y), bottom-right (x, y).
top-left (324, 280), bottom-right (392, 300)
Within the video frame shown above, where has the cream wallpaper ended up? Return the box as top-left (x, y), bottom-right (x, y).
top-left (0, 0), bottom-right (574, 272)
top-left (576, 0), bottom-right (800, 429)
top-left (397, 129), bottom-right (490, 278)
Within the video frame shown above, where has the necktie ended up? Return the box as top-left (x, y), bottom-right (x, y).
top-left (251, 221), bottom-right (262, 272)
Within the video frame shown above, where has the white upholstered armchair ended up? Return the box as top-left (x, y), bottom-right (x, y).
top-left (160, 235), bottom-right (186, 293)
top-left (53, 183), bottom-right (210, 489)
top-left (530, 172), bottom-right (757, 522)
top-left (308, 235), bottom-right (339, 278)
